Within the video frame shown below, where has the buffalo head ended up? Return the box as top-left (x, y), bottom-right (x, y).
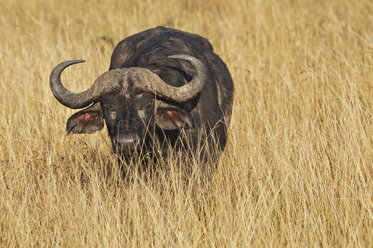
top-left (50, 55), bottom-right (206, 155)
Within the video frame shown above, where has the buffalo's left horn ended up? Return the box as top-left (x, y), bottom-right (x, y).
top-left (135, 54), bottom-right (207, 102)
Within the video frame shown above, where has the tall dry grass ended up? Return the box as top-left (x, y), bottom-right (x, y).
top-left (0, 0), bottom-right (372, 246)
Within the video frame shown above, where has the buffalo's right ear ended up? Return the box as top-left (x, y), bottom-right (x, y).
top-left (66, 102), bottom-right (104, 134)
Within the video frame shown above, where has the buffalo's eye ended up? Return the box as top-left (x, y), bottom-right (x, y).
top-left (143, 102), bottom-right (152, 111)
top-left (107, 110), bottom-right (117, 119)
top-left (134, 94), bottom-right (154, 110)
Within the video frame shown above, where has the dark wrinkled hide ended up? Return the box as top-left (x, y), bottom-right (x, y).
top-left (66, 27), bottom-right (234, 162)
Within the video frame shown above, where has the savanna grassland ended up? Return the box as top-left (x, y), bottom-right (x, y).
top-left (0, 0), bottom-right (372, 247)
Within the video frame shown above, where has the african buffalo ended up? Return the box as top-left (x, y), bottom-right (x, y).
top-left (50, 26), bottom-right (234, 161)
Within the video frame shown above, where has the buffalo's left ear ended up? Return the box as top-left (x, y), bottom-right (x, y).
top-left (155, 101), bottom-right (193, 130)
top-left (66, 102), bottom-right (104, 134)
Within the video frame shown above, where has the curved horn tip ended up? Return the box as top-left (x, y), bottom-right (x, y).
top-left (50, 59), bottom-right (86, 87)
top-left (49, 59), bottom-right (92, 109)
top-left (50, 60), bottom-right (86, 78)
top-left (168, 54), bottom-right (194, 60)
top-left (55, 59), bottom-right (86, 68)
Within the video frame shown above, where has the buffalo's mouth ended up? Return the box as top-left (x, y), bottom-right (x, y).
top-left (112, 133), bottom-right (141, 154)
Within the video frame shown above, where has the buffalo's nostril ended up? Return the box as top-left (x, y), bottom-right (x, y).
top-left (113, 134), bottom-right (139, 152)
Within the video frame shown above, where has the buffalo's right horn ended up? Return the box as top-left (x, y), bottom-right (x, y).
top-left (50, 60), bottom-right (123, 109)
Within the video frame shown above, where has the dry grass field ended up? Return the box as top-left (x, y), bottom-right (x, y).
top-left (1, 0), bottom-right (372, 247)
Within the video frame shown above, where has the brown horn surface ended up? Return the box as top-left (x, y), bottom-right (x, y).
top-left (134, 54), bottom-right (207, 103)
top-left (49, 60), bottom-right (122, 109)
top-left (50, 55), bottom-right (206, 108)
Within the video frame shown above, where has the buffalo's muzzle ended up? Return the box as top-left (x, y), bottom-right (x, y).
top-left (112, 134), bottom-right (140, 153)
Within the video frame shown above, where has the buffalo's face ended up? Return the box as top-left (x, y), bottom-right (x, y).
top-left (65, 91), bottom-right (193, 156)
top-left (101, 93), bottom-right (153, 154)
